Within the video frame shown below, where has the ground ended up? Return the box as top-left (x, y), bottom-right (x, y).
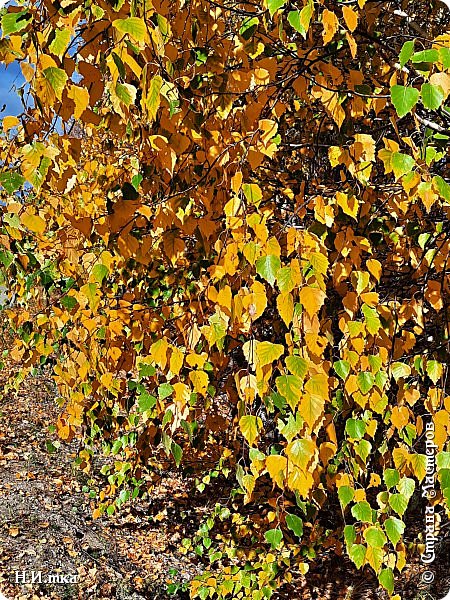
top-left (0, 366), bottom-right (448, 600)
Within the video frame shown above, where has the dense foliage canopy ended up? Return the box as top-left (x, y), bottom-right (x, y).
top-left (0, 0), bottom-right (450, 597)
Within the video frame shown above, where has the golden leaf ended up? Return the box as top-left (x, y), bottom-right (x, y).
top-left (322, 9), bottom-right (339, 45)
top-left (265, 455), bottom-right (287, 488)
top-left (299, 286), bottom-right (326, 317)
top-left (342, 5), bottom-right (358, 32)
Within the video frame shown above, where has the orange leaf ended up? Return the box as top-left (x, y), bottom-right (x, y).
top-left (342, 6), bottom-right (358, 32)
top-left (299, 286), bottom-right (326, 317)
top-left (322, 9), bottom-right (339, 44)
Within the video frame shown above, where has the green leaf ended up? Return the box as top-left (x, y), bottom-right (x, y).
top-left (60, 296), bottom-right (77, 310)
top-left (421, 83), bottom-right (444, 110)
top-left (285, 355), bottom-right (308, 379)
top-left (239, 415), bottom-right (262, 446)
top-left (388, 493), bottom-right (409, 516)
top-left (43, 67), bottom-right (68, 101)
top-left (171, 441), bottom-right (182, 467)
top-left (91, 264), bottom-right (108, 285)
top-left (288, 11), bottom-right (304, 35)
top-left (427, 359), bottom-right (443, 384)
top-left (383, 468), bottom-right (400, 489)
top-left (0, 172), bottom-right (25, 194)
top-left (344, 525), bottom-right (356, 548)
top-left (287, 0), bottom-right (313, 38)
top-left (276, 374), bottom-right (302, 410)
top-left (239, 16), bottom-right (259, 40)
top-left (357, 372), bottom-right (374, 395)
top-left (348, 544), bottom-right (366, 568)
top-left (397, 477), bottom-right (415, 499)
top-left (115, 83), bottom-right (136, 106)
top-left (391, 85), bottom-right (419, 118)
top-left (334, 359), bottom-right (350, 380)
top-left (264, 527), bottom-right (283, 549)
top-left (138, 390), bottom-right (156, 412)
top-left (338, 485), bottom-right (354, 509)
top-left (391, 152), bottom-right (415, 180)
top-left (362, 304), bottom-right (381, 335)
top-left (437, 452), bottom-right (450, 470)
top-left (49, 28), bottom-right (71, 58)
top-left (80, 282), bottom-right (99, 311)
top-left (158, 383), bottom-right (174, 400)
top-left (1, 10), bottom-right (32, 35)
top-left (411, 49), bottom-right (439, 63)
top-left (346, 418), bottom-right (366, 440)
top-left (351, 501), bottom-right (373, 523)
top-left (243, 183), bottom-right (263, 205)
top-left (399, 40), bottom-right (414, 68)
top-left (363, 526), bottom-right (386, 548)
top-left (379, 568), bottom-right (394, 595)
top-left (391, 361), bottom-right (411, 381)
top-left (285, 513), bottom-right (303, 538)
top-left (355, 440), bottom-right (371, 463)
top-left (139, 363), bottom-right (156, 378)
top-left (433, 176), bottom-right (450, 202)
top-left (278, 412), bottom-right (303, 442)
top-left (256, 341), bottom-right (284, 367)
top-left (132, 174), bottom-right (143, 191)
top-left (112, 17), bottom-right (147, 42)
top-left (0, 250), bottom-right (14, 268)
top-left (112, 52), bottom-right (126, 79)
top-left (146, 75), bottom-right (163, 121)
top-left (439, 47), bottom-right (450, 69)
top-left (256, 254), bottom-right (281, 286)
top-left (194, 48), bottom-right (208, 65)
top-left (368, 355), bottom-right (382, 373)
top-left (384, 516), bottom-right (405, 546)
top-left (267, 0), bottom-right (286, 17)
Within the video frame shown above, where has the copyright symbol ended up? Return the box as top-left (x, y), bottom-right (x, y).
top-left (421, 570), bottom-right (435, 584)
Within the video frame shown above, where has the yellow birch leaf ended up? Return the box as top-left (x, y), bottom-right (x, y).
top-left (113, 17), bottom-right (147, 43)
top-left (391, 406), bottom-right (410, 430)
top-left (169, 346), bottom-right (184, 375)
top-left (3, 116), bottom-right (19, 132)
top-left (173, 382), bottom-right (190, 410)
top-left (287, 467), bottom-right (314, 497)
top-left (266, 454), bottom-right (287, 488)
top-left (21, 62), bottom-right (35, 83)
top-left (286, 438), bottom-right (316, 470)
top-left (43, 67), bottom-right (67, 101)
top-left (256, 341), bottom-right (284, 367)
top-left (189, 370), bottom-right (209, 395)
top-left (242, 474), bottom-right (255, 504)
top-left (299, 286), bottom-right (326, 317)
top-left (300, 391), bottom-right (325, 432)
top-left (346, 31), bottom-right (357, 58)
top-left (336, 191), bottom-right (359, 219)
top-left (366, 259), bottom-right (382, 281)
top-left (67, 85), bottom-right (90, 120)
top-left (21, 211), bottom-right (46, 234)
top-left (277, 292), bottom-right (294, 327)
top-left (322, 10), bottom-right (339, 44)
top-left (409, 453), bottom-right (427, 481)
top-left (146, 74), bottom-right (162, 122)
top-left (150, 338), bottom-right (169, 369)
top-left (425, 280), bottom-right (443, 311)
top-left (239, 415), bottom-right (262, 446)
top-left (342, 5), bottom-right (358, 32)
